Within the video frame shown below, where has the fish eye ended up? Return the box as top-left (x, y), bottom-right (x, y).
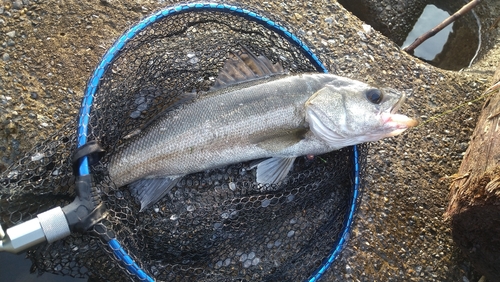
top-left (365, 88), bottom-right (383, 104)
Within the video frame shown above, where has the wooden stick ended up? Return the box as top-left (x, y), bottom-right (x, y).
top-left (445, 60), bottom-right (500, 281)
top-left (403, 0), bottom-right (482, 53)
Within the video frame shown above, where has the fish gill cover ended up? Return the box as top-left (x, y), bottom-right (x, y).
top-left (0, 3), bottom-right (366, 281)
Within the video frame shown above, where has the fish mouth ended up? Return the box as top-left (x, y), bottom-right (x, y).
top-left (381, 113), bottom-right (419, 137)
top-left (381, 112), bottom-right (419, 131)
top-left (390, 92), bottom-right (406, 114)
top-left (383, 92), bottom-right (419, 130)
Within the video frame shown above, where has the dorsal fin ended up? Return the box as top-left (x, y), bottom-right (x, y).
top-left (211, 47), bottom-right (286, 90)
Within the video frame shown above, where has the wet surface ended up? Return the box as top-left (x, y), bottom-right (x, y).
top-left (401, 5), bottom-right (455, 62)
top-left (0, 0), bottom-right (499, 281)
top-left (340, 0), bottom-right (481, 71)
top-left (406, 1), bottom-right (481, 71)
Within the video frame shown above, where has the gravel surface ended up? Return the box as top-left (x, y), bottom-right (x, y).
top-left (1, 0), bottom-right (499, 281)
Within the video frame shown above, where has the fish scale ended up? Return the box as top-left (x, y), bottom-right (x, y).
top-left (109, 74), bottom-right (335, 187)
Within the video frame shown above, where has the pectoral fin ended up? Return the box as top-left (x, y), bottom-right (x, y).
top-left (251, 128), bottom-right (307, 152)
top-left (129, 177), bottom-right (181, 211)
top-left (252, 157), bottom-right (296, 185)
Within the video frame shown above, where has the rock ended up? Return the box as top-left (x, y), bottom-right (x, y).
top-left (6, 121), bottom-right (17, 133)
top-left (2, 53), bottom-right (10, 61)
top-left (6, 31), bottom-right (15, 38)
top-left (12, 0), bottom-right (23, 10)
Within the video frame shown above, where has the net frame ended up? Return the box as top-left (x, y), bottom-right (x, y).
top-left (76, 3), bottom-right (362, 281)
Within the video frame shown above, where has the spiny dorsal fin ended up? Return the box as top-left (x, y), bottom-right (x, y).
top-left (240, 48), bottom-right (284, 76)
top-left (211, 47), bottom-right (286, 90)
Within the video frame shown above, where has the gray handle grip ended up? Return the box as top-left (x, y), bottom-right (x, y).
top-left (0, 207), bottom-right (70, 253)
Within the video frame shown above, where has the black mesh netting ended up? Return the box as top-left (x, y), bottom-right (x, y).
top-left (0, 5), bottom-right (367, 281)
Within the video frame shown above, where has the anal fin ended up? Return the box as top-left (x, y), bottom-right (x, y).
top-left (129, 177), bottom-right (181, 211)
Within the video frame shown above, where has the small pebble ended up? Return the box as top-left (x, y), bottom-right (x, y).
top-left (188, 56), bottom-right (199, 64)
top-left (362, 24), bottom-right (372, 34)
top-left (2, 53), bottom-right (9, 61)
top-left (239, 253), bottom-right (247, 262)
top-left (6, 31), bottom-right (16, 38)
top-left (12, 0), bottom-right (23, 10)
top-left (261, 199), bottom-right (271, 208)
top-left (242, 260), bottom-right (251, 268)
top-left (134, 96), bottom-right (145, 105)
top-left (130, 110), bottom-right (140, 119)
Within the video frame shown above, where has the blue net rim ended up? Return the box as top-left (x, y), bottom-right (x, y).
top-left (76, 3), bottom-right (360, 281)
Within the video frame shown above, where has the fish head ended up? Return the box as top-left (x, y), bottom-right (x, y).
top-left (305, 78), bottom-right (417, 148)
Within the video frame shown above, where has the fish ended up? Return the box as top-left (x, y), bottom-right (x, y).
top-left (108, 49), bottom-right (418, 211)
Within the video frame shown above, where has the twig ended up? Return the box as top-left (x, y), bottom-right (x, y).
top-left (403, 0), bottom-right (483, 53)
top-left (489, 16), bottom-right (500, 31)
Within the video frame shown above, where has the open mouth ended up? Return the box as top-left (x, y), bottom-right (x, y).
top-left (390, 92), bottom-right (406, 114)
top-left (380, 95), bottom-right (418, 130)
top-left (379, 112), bottom-right (418, 138)
top-left (386, 114), bottom-right (419, 128)
top-left (385, 92), bottom-right (418, 128)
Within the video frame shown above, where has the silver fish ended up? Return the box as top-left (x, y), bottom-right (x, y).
top-left (108, 50), bottom-right (417, 211)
